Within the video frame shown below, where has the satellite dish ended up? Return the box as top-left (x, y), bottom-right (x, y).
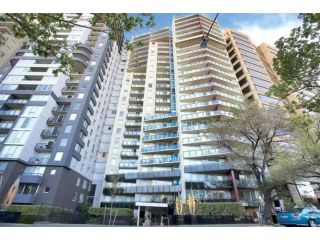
top-left (2, 176), bottom-right (20, 210)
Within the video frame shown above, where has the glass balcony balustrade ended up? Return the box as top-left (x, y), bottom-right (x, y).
top-left (120, 151), bottom-right (138, 158)
top-left (143, 132), bottom-right (178, 141)
top-left (183, 148), bottom-right (228, 158)
top-left (124, 131), bottom-right (140, 136)
top-left (143, 121), bottom-right (178, 131)
top-left (180, 100), bottom-right (237, 111)
top-left (140, 155), bottom-right (180, 166)
top-left (141, 143), bottom-right (179, 153)
top-left (180, 110), bottom-right (233, 121)
top-left (0, 110), bottom-right (20, 116)
top-left (179, 80), bottom-right (240, 94)
top-left (178, 73), bottom-right (238, 86)
top-left (180, 90), bottom-right (243, 102)
top-left (144, 112), bottom-right (177, 122)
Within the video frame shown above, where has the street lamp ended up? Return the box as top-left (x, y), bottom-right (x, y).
top-left (200, 13), bottom-right (219, 48)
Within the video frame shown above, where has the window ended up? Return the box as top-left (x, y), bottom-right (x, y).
top-left (90, 61), bottom-right (96, 66)
top-left (7, 130), bottom-right (29, 144)
top-left (0, 94), bottom-right (10, 100)
top-left (30, 95), bottom-right (50, 101)
top-left (72, 192), bottom-right (77, 201)
top-left (76, 177), bottom-right (81, 187)
top-left (59, 138), bottom-right (68, 147)
top-left (148, 83), bottom-right (152, 88)
top-left (0, 84), bottom-right (18, 90)
top-left (16, 117), bottom-right (34, 129)
top-left (65, 125), bottom-right (73, 133)
top-left (36, 85), bottom-right (53, 91)
top-left (82, 180), bottom-right (87, 189)
top-left (24, 166), bottom-right (45, 176)
top-left (54, 152), bottom-right (63, 161)
top-left (69, 114), bottom-right (77, 121)
top-left (259, 94), bottom-right (280, 105)
top-left (116, 128), bottom-right (121, 134)
top-left (78, 93), bottom-right (85, 99)
top-left (78, 193), bottom-right (84, 203)
top-left (22, 106), bottom-right (43, 117)
top-left (44, 187), bottom-right (50, 193)
top-left (251, 77), bottom-right (273, 87)
top-left (84, 76), bottom-right (91, 81)
top-left (102, 152), bottom-right (106, 158)
top-left (0, 145), bottom-right (23, 158)
top-left (0, 162), bottom-right (8, 172)
top-left (50, 170), bottom-right (56, 175)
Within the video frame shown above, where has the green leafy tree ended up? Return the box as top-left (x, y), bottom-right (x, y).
top-left (208, 103), bottom-right (294, 224)
top-left (0, 13), bottom-right (155, 75)
top-left (269, 13), bottom-right (320, 112)
top-left (275, 113), bottom-right (320, 180)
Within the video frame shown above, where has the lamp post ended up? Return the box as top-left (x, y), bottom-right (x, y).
top-left (200, 13), bottom-right (219, 48)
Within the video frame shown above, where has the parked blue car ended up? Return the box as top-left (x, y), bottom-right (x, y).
top-left (277, 205), bottom-right (320, 227)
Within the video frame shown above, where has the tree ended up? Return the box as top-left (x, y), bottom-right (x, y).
top-left (269, 13), bottom-right (320, 112)
top-left (208, 103), bottom-right (294, 224)
top-left (275, 113), bottom-right (320, 181)
top-left (105, 175), bottom-right (123, 226)
top-left (0, 13), bottom-right (155, 75)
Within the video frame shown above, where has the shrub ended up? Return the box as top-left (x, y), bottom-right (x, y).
top-left (87, 207), bottom-right (133, 217)
top-left (7, 205), bottom-right (70, 216)
top-left (179, 202), bottom-right (246, 217)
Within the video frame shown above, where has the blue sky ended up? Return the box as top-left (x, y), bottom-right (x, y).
top-left (126, 13), bottom-right (300, 46)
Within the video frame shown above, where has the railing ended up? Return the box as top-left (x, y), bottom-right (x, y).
top-left (141, 144), bottom-right (179, 153)
top-left (180, 110), bottom-right (233, 121)
top-left (143, 122), bottom-right (178, 131)
top-left (124, 131), bottom-right (140, 136)
top-left (0, 122), bottom-right (13, 129)
top-left (125, 122), bottom-right (142, 127)
top-left (144, 112), bottom-right (177, 121)
top-left (0, 110), bottom-right (20, 116)
top-left (183, 148), bottom-right (228, 158)
top-left (120, 151), bottom-right (138, 157)
top-left (6, 99), bottom-right (28, 104)
top-left (35, 142), bottom-right (54, 151)
top-left (41, 129), bottom-right (60, 137)
top-left (29, 157), bottom-right (49, 165)
top-left (179, 80), bottom-right (239, 94)
top-left (122, 141), bottom-right (140, 146)
top-left (180, 90), bottom-right (242, 102)
top-left (52, 106), bottom-right (69, 112)
top-left (143, 132), bottom-right (178, 141)
top-left (140, 155), bottom-right (180, 165)
top-left (181, 100), bottom-right (237, 111)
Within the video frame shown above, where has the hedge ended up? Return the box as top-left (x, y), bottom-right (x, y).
top-left (7, 205), bottom-right (70, 216)
top-left (179, 202), bottom-right (246, 217)
top-left (87, 207), bottom-right (133, 217)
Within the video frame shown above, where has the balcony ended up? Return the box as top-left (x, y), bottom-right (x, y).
top-left (0, 110), bottom-right (20, 120)
top-left (61, 87), bottom-right (78, 94)
top-left (143, 121), bottom-right (178, 132)
top-left (186, 180), bottom-right (233, 189)
top-left (123, 185), bottom-right (181, 194)
top-left (180, 100), bottom-right (237, 112)
top-left (180, 110), bottom-right (233, 121)
top-left (52, 106), bottom-right (69, 114)
top-left (5, 99), bottom-right (28, 106)
top-left (119, 161), bottom-right (138, 169)
top-left (181, 123), bottom-right (208, 133)
top-left (237, 179), bottom-right (257, 189)
top-left (20, 174), bottom-right (43, 184)
top-left (125, 122), bottom-right (142, 127)
top-left (183, 148), bottom-right (228, 159)
top-left (125, 168), bottom-right (181, 180)
top-left (41, 128), bottom-right (60, 138)
top-left (179, 81), bottom-right (240, 95)
top-left (128, 105), bottom-right (143, 111)
top-left (180, 90), bottom-right (243, 104)
top-left (34, 142), bottom-right (54, 153)
top-left (124, 131), bottom-right (140, 137)
top-left (127, 113), bottom-right (142, 119)
top-left (29, 157), bottom-right (49, 165)
top-left (143, 132), bottom-right (178, 142)
top-left (0, 121), bottom-right (13, 132)
top-left (144, 112), bottom-right (177, 122)
top-left (130, 91), bottom-right (144, 96)
top-left (141, 143), bottom-right (179, 154)
top-left (13, 194), bottom-right (36, 204)
top-left (122, 141), bottom-right (140, 147)
top-left (184, 162), bottom-right (246, 173)
top-left (47, 116), bottom-right (64, 126)
top-left (140, 155), bottom-right (180, 166)
top-left (129, 97), bottom-right (143, 103)
top-left (120, 151), bottom-right (138, 158)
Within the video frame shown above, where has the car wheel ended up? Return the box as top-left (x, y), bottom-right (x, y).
top-left (309, 219), bottom-right (317, 227)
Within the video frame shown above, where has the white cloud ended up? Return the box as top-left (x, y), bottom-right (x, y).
top-left (229, 14), bottom-right (301, 47)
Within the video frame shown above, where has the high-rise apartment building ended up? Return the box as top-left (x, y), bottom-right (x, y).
top-left (0, 21), bottom-right (23, 67)
top-left (0, 14), bottom-right (126, 209)
top-left (223, 29), bottom-right (288, 108)
top-left (98, 14), bottom-right (259, 223)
